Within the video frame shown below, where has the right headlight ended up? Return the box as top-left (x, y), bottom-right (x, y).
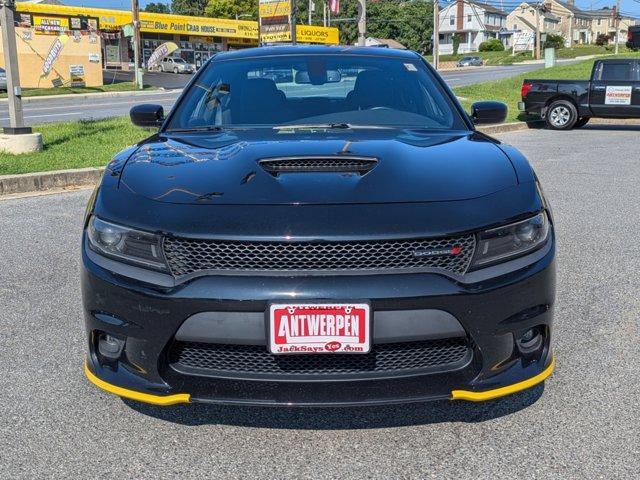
top-left (470, 212), bottom-right (550, 269)
top-left (86, 216), bottom-right (168, 272)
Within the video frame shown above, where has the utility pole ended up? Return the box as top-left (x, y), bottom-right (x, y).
top-left (614, 0), bottom-right (621, 55)
top-left (433, 0), bottom-right (439, 70)
top-left (309, 0), bottom-right (313, 24)
top-left (131, 0), bottom-right (142, 89)
top-left (291, 0), bottom-right (297, 44)
top-left (357, 0), bottom-right (366, 46)
top-left (535, 3), bottom-right (541, 60)
top-left (0, 0), bottom-right (29, 134)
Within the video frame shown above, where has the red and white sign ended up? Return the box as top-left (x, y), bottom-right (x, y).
top-left (605, 86), bottom-right (632, 105)
top-left (269, 303), bottom-right (370, 354)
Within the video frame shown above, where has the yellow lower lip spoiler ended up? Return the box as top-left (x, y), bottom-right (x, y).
top-left (84, 362), bottom-right (190, 406)
top-left (451, 357), bottom-right (555, 402)
top-left (85, 357), bottom-right (554, 406)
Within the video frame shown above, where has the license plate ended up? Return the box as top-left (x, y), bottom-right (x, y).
top-left (268, 303), bottom-right (371, 355)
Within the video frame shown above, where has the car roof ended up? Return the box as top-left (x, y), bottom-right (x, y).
top-left (597, 58), bottom-right (638, 63)
top-left (213, 45), bottom-right (421, 61)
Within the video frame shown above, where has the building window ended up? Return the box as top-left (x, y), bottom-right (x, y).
top-left (468, 14), bottom-right (472, 23)
top-left (450, 15), bottom-right (455, 26)
top-left (514, 23), bottom-right (518, 30)
top-left (597, 19), bottom-right (601, 26)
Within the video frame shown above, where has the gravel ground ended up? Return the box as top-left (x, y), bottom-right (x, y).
top-left (1, 125), bottom-right (638, 479)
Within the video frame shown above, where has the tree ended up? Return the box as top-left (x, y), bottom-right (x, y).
top-left (172, 0), bottom-right (208, 16)
top-left (204, 0), bottom-right (257, 19)
top-left (145, 2), bottom-right (171, 13)
top-left (329, 0), bottom-right (432, 53)
top-left (452, 33), bottom-right (462, 55)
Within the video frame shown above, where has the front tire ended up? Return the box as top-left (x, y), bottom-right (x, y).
top-left (174, 67), bottom-right (179, 74)
top-left (573, 117), bottom-right (590, 128)
top-left (545, 100), bottom-right (578, 130)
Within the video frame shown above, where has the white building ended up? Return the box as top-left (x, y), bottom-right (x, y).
top-left (437, 0), bottom-right (508, 54)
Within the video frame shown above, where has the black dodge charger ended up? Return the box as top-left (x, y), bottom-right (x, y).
top-left (82, 46), bottom-right (555, 406)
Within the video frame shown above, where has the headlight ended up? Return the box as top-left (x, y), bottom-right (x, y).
top-left (471, 212), bottom-right (550, 268)
top-left (87, 216), bottom-right (168, 271)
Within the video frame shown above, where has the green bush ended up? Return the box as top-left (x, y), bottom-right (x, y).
top-left (545, 33), bottom-right (565, 49)
top-left (452, 33), bottom-right (462, 56)
top-left (478, 38), bottom-right (505, 52)
top-left (595, 33), bottom-right (611, 46)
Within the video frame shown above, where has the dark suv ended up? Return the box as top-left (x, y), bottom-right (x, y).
top-left (82, 46), bottom-right (555, 407)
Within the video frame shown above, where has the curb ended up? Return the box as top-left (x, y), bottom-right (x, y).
top-left (478, 121), bottom-right (545, 134)
top-left (0, 88), bottom-right (180, 104)
top-left (0, 167), bottom-right (104, 197)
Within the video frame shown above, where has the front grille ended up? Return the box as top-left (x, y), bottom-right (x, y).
top-left (259, 156), bottom-right (378, 175)
top-left (163, 234), bottom-right (476, 277)
top-left (169, 338), bottom-right (470, 378)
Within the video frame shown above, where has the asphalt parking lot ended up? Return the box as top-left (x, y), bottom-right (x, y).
top-left (1, 126), bottom-right (639, 478)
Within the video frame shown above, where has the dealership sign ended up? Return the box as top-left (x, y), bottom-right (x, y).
top-left (605, 86), bottom-right (632, 105)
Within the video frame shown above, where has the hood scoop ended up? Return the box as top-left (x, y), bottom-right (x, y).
top-left (258, 156), bottom-right (378, 176)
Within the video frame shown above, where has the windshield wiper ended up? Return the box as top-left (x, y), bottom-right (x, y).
top-left (165, 125), bottom-right (225, 133)
top-left (275, 123), bottom-right (353, 130)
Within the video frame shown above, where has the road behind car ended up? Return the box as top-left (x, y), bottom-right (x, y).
top-left (0, 127), bottom-right (638, 478)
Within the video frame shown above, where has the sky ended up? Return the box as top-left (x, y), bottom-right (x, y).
top-left (53, 0), bottom-right (640, 19)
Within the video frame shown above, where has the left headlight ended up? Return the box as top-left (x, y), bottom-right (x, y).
top-left (87, 216), bottom-right (168, 271)
top-left (470, 212), bottom-right (550, 269)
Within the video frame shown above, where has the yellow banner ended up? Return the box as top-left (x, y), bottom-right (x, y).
top-left (17, 3), bottom-right (339, 44)
top-left (33, 15), bottom-right (69, 34)
top-left (259, 1), bottom-right (292, 18)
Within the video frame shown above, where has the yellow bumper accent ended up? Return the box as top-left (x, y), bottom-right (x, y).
top-left (451, 357), bottom-right (555, 402)
top-left (84, 362), bottom-right (190, 406)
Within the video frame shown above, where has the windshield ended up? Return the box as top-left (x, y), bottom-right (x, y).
top-left (166, 54), bottom-right (467, 130)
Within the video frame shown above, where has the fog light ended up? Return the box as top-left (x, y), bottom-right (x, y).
top-left (98, 333), bottom-right (125, 360)
top-left (517, 327), bottom-right (543, 354)
top-left (521, 328), bottom-right (536, 343)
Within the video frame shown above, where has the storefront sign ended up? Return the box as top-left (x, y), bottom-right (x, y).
top-left (147, 41), bottom-right (179, 69)
top-left (259, 1), bottom-right (292, 17)
top-left (33, 15), bottom-right (69, 34)
top-left (259, 0), bottom-right (293, 43)
top-left (513, 31), bottom-right (534, 52)
top-left (69, 64), bottom-right (86, 87)
top-left (17, 3), bottom-right (339, 44)
top-left (106, 45), bottom-right (120, 63)
top-left (42, 34), bottom-right (69, 76)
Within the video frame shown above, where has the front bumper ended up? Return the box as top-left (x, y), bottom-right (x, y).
top-left (82, 237), bottom-right (556, 407)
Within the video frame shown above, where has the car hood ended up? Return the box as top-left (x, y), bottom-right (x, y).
top-left (118, 128), bottom-right (517, 205)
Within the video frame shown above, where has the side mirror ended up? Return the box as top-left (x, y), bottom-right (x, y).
top-left (470, 101), bottom-right (507, 125)
top-left (130, 104), bottom-right (164, 128)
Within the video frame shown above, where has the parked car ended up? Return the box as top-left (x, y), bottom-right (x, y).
top-left (82, 46), bottom-right (555, 407)
top-left (519, 58), bottom-right (640, 129)
top-left (457, 56), bottom-right (483, 67)
top-left (160, 57), bottom-right (194, 74)
top-left (0, 67), bottom-right (7, 92)
top-left (626, 25), bottom-right (640, 50)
